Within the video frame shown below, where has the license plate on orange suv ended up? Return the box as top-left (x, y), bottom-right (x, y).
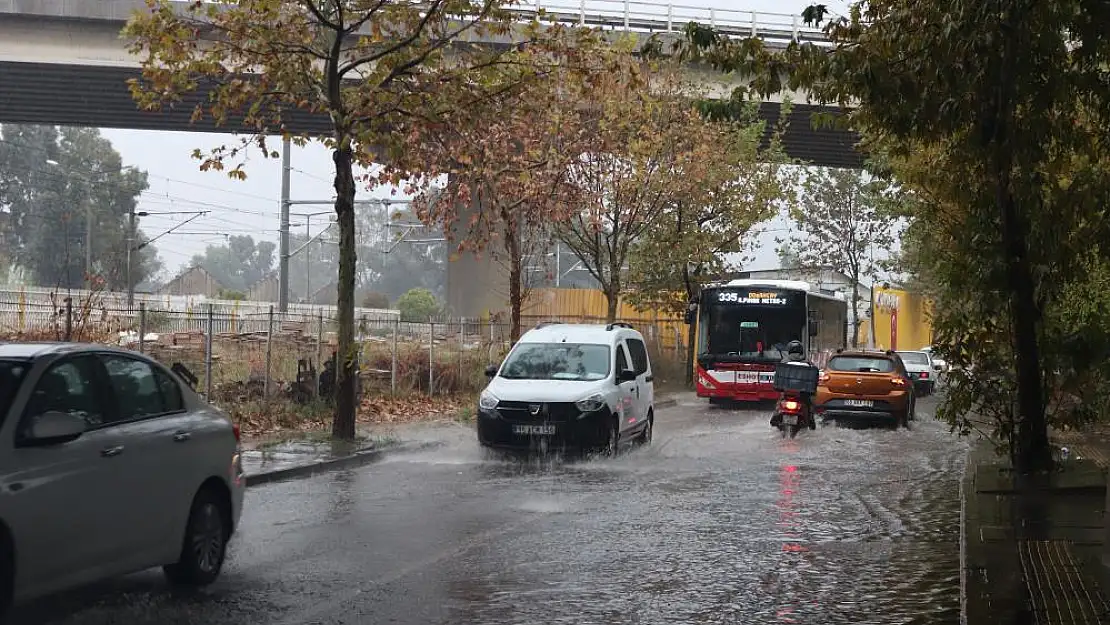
top-left (845, 399), bottom-right (874, 408)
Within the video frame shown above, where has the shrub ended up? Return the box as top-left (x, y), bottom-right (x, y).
top-left (397, 288), bottom-right (440, 322)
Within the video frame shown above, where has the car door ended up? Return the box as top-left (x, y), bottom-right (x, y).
top-left (98, 352), bottom-right (196, 561)
top-left (3, 354), bottom-right (130, 597)
top-left (624, 336), bottom-right (654, 424)
top-left (613, 342), bottom-right (637, 436)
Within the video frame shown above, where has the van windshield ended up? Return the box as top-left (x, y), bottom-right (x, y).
top-left (0, 360), bottom-right (29, 425)
top-left (500, 343), bottom-right (611, 381)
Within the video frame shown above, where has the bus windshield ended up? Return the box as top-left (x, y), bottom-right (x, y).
top-left (700, 302), bottom-right (807, 363)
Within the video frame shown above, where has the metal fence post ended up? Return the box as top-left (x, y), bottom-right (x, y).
top-left (138, 302), bottom-right (146, 354)
top-left (458, 319), bottom-right (464, 388)
top-left (205, 304), bottom-right (214, 401)
top-left (63, 297), bottom-right (73, 342)
top-left (391, 317), bottom-right (398, 396)
top-left (315, 309), bottom-right (324, 399)
top-left (264, 305), bottom-right (274, 401)
top-left (428, 321), bottom-right (435, 396)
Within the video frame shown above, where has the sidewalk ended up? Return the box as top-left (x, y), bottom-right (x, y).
top-left (962, 430), bottom-right (1110, 624)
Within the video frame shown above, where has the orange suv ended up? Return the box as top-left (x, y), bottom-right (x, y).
top-left (814, 349), bottom-right (915, 428)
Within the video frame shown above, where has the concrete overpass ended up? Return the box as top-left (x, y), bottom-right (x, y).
top-left (0, 0), bottom-right (861, 168)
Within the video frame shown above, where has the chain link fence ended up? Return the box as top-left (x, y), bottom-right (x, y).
top-left (0, 298), bottom-right (690, 405)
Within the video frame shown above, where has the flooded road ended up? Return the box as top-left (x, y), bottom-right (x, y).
top-left (11, 394), bottom-right (967, 625)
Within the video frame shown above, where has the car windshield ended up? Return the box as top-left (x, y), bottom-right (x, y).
top-left (0, 360), bottom-right (29, 425)
top-left (897, 351), bottom-right (931, 365)
top-left (499, 343), bottom-right (611, 381)
top-left (829, 356), bottom-right (895, 373)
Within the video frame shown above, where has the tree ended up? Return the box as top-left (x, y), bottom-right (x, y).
top-left (400, 34), bottom-right (595, 340)
top-left (126, 0), bottom-right (516, 440)
top-left (626, 102), bottom-right (791, 382)
top-left (397, 287), bottom-right (440, 322)
top-left (779, 167), bottom-right (899, 346)
top-left (557, 56), bottom-right (710, 322)
top-left (0, 124), bottom-right (162, 290)
top-left (190, 235), bottom-right (276, 292)
top-left (675, 0), bottom-right (1110, 472)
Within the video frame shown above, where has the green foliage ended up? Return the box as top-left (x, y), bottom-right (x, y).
top-left (397, 288), bottom-right (440, 322)
top-left (191, 235), bottom-right (276, 292)
top-left (780, 167), bottom-right (900, 345)
top-left (361, 291), bottom-right (391, 310)
top-left (218, 289), bottom-right (247, 301)
top-left (0, 124), bottom-right (162, 290)
top-left (676, 0), bottom-right (1110, 471)
top-left (626, 100), bottom-right (790, 316)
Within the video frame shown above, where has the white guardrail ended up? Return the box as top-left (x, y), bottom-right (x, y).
top-left (507, 0), bottom-right (826, 42)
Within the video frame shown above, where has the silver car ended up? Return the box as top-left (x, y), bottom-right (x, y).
top-left (896, 350), bottom-right (937, 395)
top-left (0, 343), bottom-right (245, 613)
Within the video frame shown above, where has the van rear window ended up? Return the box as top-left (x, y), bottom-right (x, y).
top-left (828, 356), bottom-right (895, 373)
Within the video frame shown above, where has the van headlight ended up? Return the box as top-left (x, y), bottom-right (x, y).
top-left (575, 393), bottom-right (606, 413)
top-left (478, 392), bottom-right (500, 411)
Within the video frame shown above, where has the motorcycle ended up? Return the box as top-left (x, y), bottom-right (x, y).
top-left (773, 391), bottom-right (813, 439)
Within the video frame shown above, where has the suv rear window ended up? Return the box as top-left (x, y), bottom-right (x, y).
top-left (828, 356), bottom-right (895, 373)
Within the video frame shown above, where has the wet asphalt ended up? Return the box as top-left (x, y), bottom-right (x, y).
top-left (11, 393), bottom-right (967, 625)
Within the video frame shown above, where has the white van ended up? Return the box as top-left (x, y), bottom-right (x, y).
top-left (476, 322), bottom-right (655, 454)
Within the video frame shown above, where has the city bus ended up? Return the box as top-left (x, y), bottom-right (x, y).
top-left (684, 279), bottom-right (849, 402)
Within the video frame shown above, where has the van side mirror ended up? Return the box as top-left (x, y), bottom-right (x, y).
top-left (617, 368), bottom-right (637, 383)
top-left (484, 365), bottom-right (498, 378)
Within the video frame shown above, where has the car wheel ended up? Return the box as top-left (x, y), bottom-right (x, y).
top-left (604, 417), bottom-right (621, 457)
top-left (164, 487), bottom-right (230, 587)
top-left (639, 411), bottom-right (653, 445)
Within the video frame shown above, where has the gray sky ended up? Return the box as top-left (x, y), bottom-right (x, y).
top-left (101, 0), bottom-right (849, 278)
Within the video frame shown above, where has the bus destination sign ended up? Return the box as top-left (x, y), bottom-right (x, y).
top-left (716, 290), bottom-right (789, 305)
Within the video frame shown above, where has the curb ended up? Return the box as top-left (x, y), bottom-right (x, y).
top-left (245, 440), bottom-right (442, 488)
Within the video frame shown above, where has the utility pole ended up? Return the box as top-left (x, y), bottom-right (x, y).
top-left (126, 208), bottom-right (136, 309)
top-left (278, 135), bottom-right (292, 313)
top-left (305, 214), bottom-right (312, 303)
top-left (84, 202), bottom-right (93, 285)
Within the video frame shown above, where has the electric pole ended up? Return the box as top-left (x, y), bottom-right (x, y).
top-left (278, 135), bottom-right (292, 313)
top-left (126, 208), bottom-right (136, 309)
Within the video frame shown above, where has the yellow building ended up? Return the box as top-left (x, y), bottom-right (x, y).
top-left (859, 286), bottom-right (934, 351)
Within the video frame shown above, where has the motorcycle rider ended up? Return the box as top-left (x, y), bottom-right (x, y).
top-left (770, 340), bottom-right (818, 430)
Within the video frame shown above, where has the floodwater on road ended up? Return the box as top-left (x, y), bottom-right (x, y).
top-left (11, 394), bottom-right (968, 625)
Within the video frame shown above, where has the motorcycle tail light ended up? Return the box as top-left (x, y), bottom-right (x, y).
top-left (782, 399), bottom-right (801, 413)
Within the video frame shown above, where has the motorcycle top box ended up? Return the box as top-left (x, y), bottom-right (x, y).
top-left (773, 361), bottom-right (820, 394)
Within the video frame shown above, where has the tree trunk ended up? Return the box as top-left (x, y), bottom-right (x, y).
top-left (507, 231), bottom-right (523, 342)
top-left (1000, 183), bottom-right (1050, 473)
top-left (991, 11), bottom-right (1051, 474)
top-left (331, 144), bottom-right (358, 441)
top-left (850, 280), bottom-right (861, 347)
top-left (604, 287), bottom-right (619, 323)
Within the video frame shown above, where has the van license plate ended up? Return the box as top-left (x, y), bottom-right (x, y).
top-left (513, 424), bottom-right (556, 436)
top-left (845, 399), bottom-right (874, 408)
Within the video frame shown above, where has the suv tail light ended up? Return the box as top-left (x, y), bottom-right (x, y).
top-left (818, 371), bottom-right (829, 383)
top-left (891, 377), bottom-right (906, 387)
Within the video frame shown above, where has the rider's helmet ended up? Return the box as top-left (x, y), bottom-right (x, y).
top-left (786, 340), bottom-right (805, 358)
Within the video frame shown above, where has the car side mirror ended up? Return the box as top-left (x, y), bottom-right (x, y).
top-left (617, 368), bottom-right (637, 383)
top-left (484, 365), bottom-right (498, 378)
top-left (23, 411), bottom-right (87, 446)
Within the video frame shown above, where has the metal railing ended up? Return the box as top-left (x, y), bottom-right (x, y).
top-left (1, 0), bottom-right (826, 45)
top-left (506, 0), bottom-right (827, 43)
